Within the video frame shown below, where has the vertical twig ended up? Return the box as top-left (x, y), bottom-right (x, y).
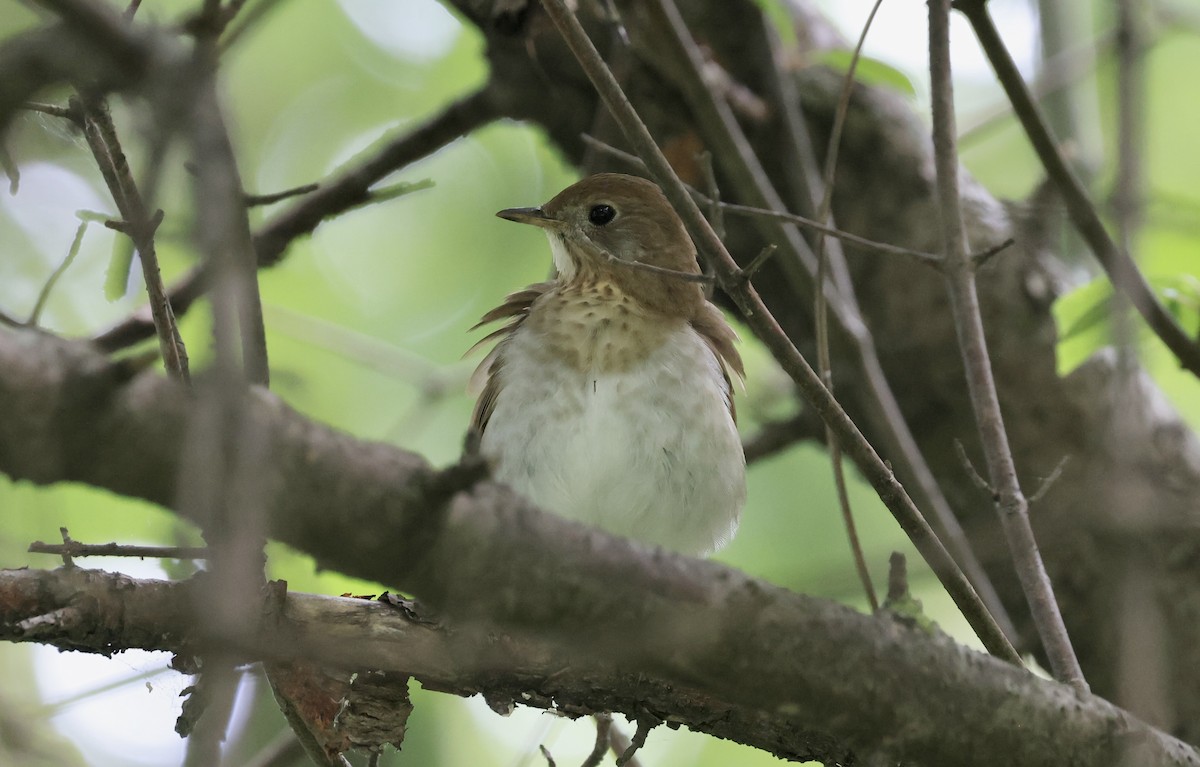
top-left (178, 29), bottom-right (272, 765)
top-left (956, 0), bottom-right (1200, 379)
top-left (642, 0), bottom-right (1019, 637)
top-left (538, 0), bottom-right (1021, 665)
top-left (810, 0), bottom-right (888, 613)
top-left (73, 93), bottom-right (190, 382)
top-left (27, 218), bottom-right (90, 326)
top-left (928, 0), bottom-right (1086, 692)
top-left (1111, 0), bottom-right (1146, 370)
top-left (1111, 0), bottom-right (1172, 727)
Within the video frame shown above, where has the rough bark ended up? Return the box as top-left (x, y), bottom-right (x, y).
top-left (445, 0), bottom-right (1200, 742)
top-left (0, 335), bottom-right (1196, 767)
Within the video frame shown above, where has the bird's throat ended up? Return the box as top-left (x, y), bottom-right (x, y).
top-left (526, 283), bottom-right (681, 374)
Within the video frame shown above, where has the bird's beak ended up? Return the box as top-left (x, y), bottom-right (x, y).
top-left (496, 207), bottom-right (558, 229)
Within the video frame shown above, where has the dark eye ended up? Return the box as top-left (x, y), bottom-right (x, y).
top-left (588, 204), bottom-right (615, 226)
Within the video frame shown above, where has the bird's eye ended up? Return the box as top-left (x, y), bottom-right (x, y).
top-left (588, 204), bottom-right (616, 226)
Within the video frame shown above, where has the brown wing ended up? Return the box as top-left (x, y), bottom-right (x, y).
top-left (468, 281), bottom-right (554, 433)
top-left (690, 301), bottom-right (744, 424)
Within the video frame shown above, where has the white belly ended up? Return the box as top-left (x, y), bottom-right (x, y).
top-left (480, 323), bottom-right (745, 555)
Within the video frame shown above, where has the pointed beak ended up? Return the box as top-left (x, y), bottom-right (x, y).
top-left (497, 206), bottom-right (558, 229)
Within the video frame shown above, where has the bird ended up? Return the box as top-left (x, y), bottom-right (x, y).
top-left (469, 173), bottom-right (745, 556)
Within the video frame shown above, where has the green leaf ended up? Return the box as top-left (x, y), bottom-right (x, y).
top-left (1053, 276), bottom-right (1115, 375)
top-left (1155, 273), bottom-right (1200, 336)
top-left (1053, 273), bottom-right (1200, 376)
top-left (105, 232), bottom-right (135, 301)
top-left (815, 49), bottom-right (917, 97)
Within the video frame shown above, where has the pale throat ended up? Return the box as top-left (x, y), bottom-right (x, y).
top-left (545, 232), bottom-right (577, 281)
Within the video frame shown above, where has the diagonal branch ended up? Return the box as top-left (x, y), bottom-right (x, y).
top-left (538, 0), bottom-right (1019, 664)
top-left (622, 0), bottom-right (1016, 643)
top-left (92, 84), bottom-right (500, 353)
top-left (955, 0), bottom-right (1200, 379)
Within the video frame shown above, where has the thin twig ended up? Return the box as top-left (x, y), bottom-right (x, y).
top-left (655, 0), bottom-right (1015, 646)
top-left (956, 0), bottom-right (1200, 379)
top-left (27, 218), bottom-right (89, 326)
top-left (242, 731), bottom-right (308, 767)
top-left (179, 35), bottom-right (274, 766)
top-left (581, 713), bottom-right (613, 767)
top-left (930, 0), bottom-right (1086, 691)
top-left (244, 182), bottom-right (319, 207)
top-left (737, 244), bottom-right (777, 282)
top-left (28, 540), bottom-right (208, 559)
top-left (23, 101), bottom-right (78, 121)
top-left (614, 715), bottom-right (654, 767)
top-left (57, 527), bottom-right (75, 568)
top-left (811, 0), bottom-right (888, 615)
top-left (953, 439), bottom-right (993, 495)
top-left (1111, 0), bottom-right (1147, 370)
top-left (219, 0), bottom-right (289, 52)
top-left (721, 202), bottom-right (944, 265)
top-left (74, 93), bottom-right (190, 382)
top-left (581, 136), bottom-right (943, 264)
top-left (886, 551), bottom-right (909, 605)
top-left (698, 150), bottom-right (724, 241)
top-left (742, 411), bottom-right (824, 464)
top-left (583, 124), bottom-right (1012, 633)
top-left (93, 85), bottom-right (498, 353)
top-left (1028, 455), bottom-right (1070, 505)
top-left (539, 0), bottom-right (1020, 665)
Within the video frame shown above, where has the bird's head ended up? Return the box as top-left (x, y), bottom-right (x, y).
top-left (497, 173), bottom-right (706, 315)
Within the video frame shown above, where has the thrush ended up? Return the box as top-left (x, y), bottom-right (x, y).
top-left (469, 173), bottom-right (745, 555)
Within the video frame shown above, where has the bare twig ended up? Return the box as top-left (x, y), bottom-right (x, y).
top-left (953, 439), bottom-right (993, 495)
top-left (1111, 0), bottom-right (1147, 368)
top-left (581, 713), bottom-right (613, 767)
top-left (614, 715), bottom-right (655, 766)
top-left (929, 0), bottom-right (1086, 691)
top-left (736, 244), bottom-right (777, 282)
top-left (539, 0), bottom-right (1020, 665)
top-left (177, 36), bottom-right (272, 765)
top-left (219, 0), bottom-right (289, 52)
top-left (584, 56), bottom-right (1018, 641)
top-left (720, 202), bottom-right (944, 265)
top-left (243, 731), bottom-right (307, 767)
top-left (56, 527), bottom-right (75, 567)
top-left (73, 93), bottom-right (190, 381)
top-left (698, 150), bottom-right (724, 240)
top-left (957, 0), bottom-right (1200, 379)
top-left (22, 101), bottom-right (78, 121)
top-left (244, 182), bottom-right (319, 207)
top-left (28, 539), bottom-right (208, 559)
top-left (27, 217), bottom-right (90, 326)
top-left (742, 411), bottom-right (824, 464)
top-left (92, 85), bottom-right (498, 353)
top-left (1028, 455), bottom-right (1069, 505)
top-left (810, 0), bottom-right (888, 615)
top-left (886, 551), bottom-right (909, 604)
top-left (581, 136), bottom-right (943, 264)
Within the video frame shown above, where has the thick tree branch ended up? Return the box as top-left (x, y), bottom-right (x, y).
top-left (1, 555), bottom-right (1195, 767)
